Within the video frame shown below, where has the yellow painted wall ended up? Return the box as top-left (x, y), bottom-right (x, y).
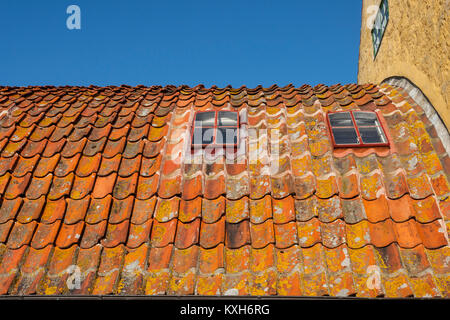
top-left (358, 0), bottom-right (449, 128)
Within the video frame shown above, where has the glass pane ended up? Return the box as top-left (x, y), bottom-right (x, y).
top-left (216, 127), bottom-right (238, 145)
top-left (332, 127), bottom-right (359, 145)
top-left (192, 127), bottom-right (215, 145)
top-left (359, 127), bottom-right (386, 144)
top-left (382, 17), bottom-right (387, 29)
top-left (354, 112), bottom-right (378, 126)
top-left (218, 111), bottom-right (238, 126)
top-left (329, 112), bottom-right (353, 127)
top-left (194, 112), bottom-right (215, 127)
top-left (381, 0), bottom-right (388, 16)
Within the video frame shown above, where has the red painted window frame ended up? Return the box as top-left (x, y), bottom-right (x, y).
top-left (326, 110), bottom-right (390, 148)
top-left (190, 110), bottom-right (240, 149)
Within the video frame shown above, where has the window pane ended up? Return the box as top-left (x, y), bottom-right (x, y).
top-left (381, 0), bottom-right (388, 16)
top-left (329, 112), bottom-right (353, 127)
top-left (382, 17), bottom-right (387, 29)
top-left (216, 127), bottom-right (238, 145)
top-left (332, 127), bottom-right (359, 145)
top-left (218, 111), bottom-right (238, 126)
top-left (194, 112), bottom-right (215, 127)
top-left (354, 112), bottom-right (378, 126)
top-left (359, 127), bottom-right (386, 144)
top-left (192, 127), bottom-right (215, 145)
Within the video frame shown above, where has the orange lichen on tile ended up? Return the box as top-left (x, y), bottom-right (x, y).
top-left (272, 196), bottom-right (296, 224)
top-left (153, 197), bottom-right (179, 222)
top-left (297, 217), bottom-right (321, 248)
top-left (178, 197), bottom-right (201, 223)
top-left (249, 195), bottom-right (272, 224)
top-left (382, 273), bottom-right (414, 297)
top-left (92, 245), bottom-right (126, 295)
top-left (225, 197), bottom-right (249, 223)
top-left (346, 220), bottom-right (371, 249)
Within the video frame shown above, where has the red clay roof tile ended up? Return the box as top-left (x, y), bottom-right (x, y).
top-left (127, 219), bottom-right (152, 249)
top-left (417, 219), bottom-right (448, 249)
top-left (147, 245), bottom-right (172, 272)
top-left (274, 221), bottom-right (298, 249)
top-left (102, 137), bottom-right (126, 158)
top-left (0, 155), bottom-right (18, 176)
top-left (7, 221), bottom-right (37, 249)
top-left (84, 195), bottom-right (111, 224)
top-left (80, 220), bottom-right (107, 249)
top-left (13, 155), bottom-right (39, 178)
top-left (34, 154), bottom-right (60, 178)
top-left (272, 196), bottom-right (296, 224)
top-left (12, 245), bottom-right (52, 295)
top-left (76, 154), bottom-right (101, 177)
top-left (113, 173), bottom-right (138, 200)
top-left (70, 174), bottom-right (96, 200)
top-left (150, 219), bottom-right (177, 248)
top-left (297, 218), bottom-right (321, 248)
top-left (414, 196), bottom-right (443, 223)
top-left (117, 243), bottom-right (148, 295)
top-left (40, 198), bottom-right (66, 224)
top-left (201, 197), bottom-right (225, 223)
top-left (55, 221), bottom-right (84, 248)
top-left (118, 155), bottom-right (141, 177)
top-left (157, 175), bottom-right (181, 199)
top-left (302, 243), bottom-right (326, 276)
top-left (226, 197), bottom-right (249, 223)
top-left (5, 173), bottom-right (31, 199)
top-left (42, 139), bottom-right (64, 158)
top-left (153, 197), bottom-right (179, 223)
top-left (250, 219), bottom-right (275, 249)
top-left (199, 216), bottom-right (225, 249)
top-left (0, 246), bottom-right (27, 294)
top-left (383, 273), bottom-right (414, 297)
top-left (92, 245), bottom-right (125, 295)
top-left (0, 221), bottom-right (13, 243)
top-left (0, 173), bottom-right (10, 198)
top-left (97, 154), bottom-right (121, 176)
top-left (65, 197), bottom-right (90, 224)
top-left (131, 197), bottom-right (156, 225)
top-left (48, 173), bottom-right (74, 200)
top-left (16, 197), bottom-right (45, 224)
top-left (174, 218), bottom-right (200, 249)
top-left (178, 197), bottom-right (201, 223)
top-left (101, 220), bottom-right (129, 248)
top-left (320, 219), bottom-right (346, 248)
top-left (31, 221), bottom-right (61, 249)
top-left (25, 174), bottom-right (52, 200)
top-left (92, 173), bottom-right (116, 198)
top-left (204, 175), bottom-right (225, 200)
top-left (226, 220), bottom-right (250, 249)
top-left (71, 244), bottom-right (102, 294)
top-left (363, 195), bottom-right (390, 223)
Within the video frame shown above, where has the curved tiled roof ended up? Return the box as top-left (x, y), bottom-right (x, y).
top-left (0, 83), bottom-right (449, 297)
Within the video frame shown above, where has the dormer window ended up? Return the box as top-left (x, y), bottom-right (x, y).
top-left (327, 111), bottom-right (389, 147)
top-left (191, 111), bottom-right (239, 148)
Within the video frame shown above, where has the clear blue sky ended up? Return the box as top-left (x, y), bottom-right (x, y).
top-left (0, 1), bottom-right (362, 88)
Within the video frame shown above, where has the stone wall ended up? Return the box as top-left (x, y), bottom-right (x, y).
top-left (358, 0), bottom-right (449, 128)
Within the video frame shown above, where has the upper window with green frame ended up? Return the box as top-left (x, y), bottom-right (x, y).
top-left (371, 0), bottom-right (389, 58)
